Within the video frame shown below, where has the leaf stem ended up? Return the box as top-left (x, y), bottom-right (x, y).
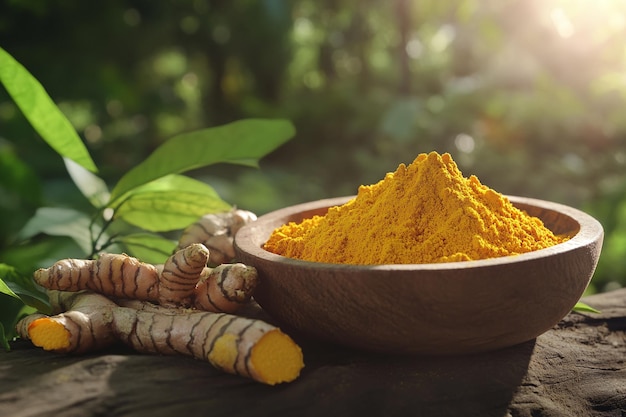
top-left (88, 208), bottom-right (116, 258)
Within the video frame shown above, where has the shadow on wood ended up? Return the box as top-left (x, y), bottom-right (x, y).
top-left (1, 289), bottom-right (625, 417)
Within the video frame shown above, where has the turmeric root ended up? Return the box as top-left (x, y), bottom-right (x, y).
top-left (34, 244), bottom-right (206, 308)
top-left (193, 263), bottom-right (258, 313)
top-left (17, 290), bottom-right (118, 354)
top-left (158, 243), bottom-right (209, 308)
top-left (35, 244), bottom-right (257, 314)
top-left (204, 232), bottom-right (237, 266)
top-left (15, 313), bottom-right (47, 340)
top-left (17, 291), bottom-right (305, 385)
top-left (114, 299), bottom-right (304, 385)
top-left (176, 209), bottom-right (257, 265)
top-left (33, 253), bottom-right (160, 302)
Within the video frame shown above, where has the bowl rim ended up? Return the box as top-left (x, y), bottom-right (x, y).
top-left (234, 195), bottom-right (604, 271)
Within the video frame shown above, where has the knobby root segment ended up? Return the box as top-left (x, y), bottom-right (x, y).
top-left (33, 253), bottom-right (160, 303)
top-left (113, 299), bottom-right (304, 385)
top-left (17, 291), bottom-right (304, 385)
top-left (158, 243), bottom-right (209, 308)
top-left (176, 209), bottom-right (257, 266)
top-left (193, 263), bottom-right (258, 313)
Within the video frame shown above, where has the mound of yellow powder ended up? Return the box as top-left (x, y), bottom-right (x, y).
top-left (264, 152), bottom-right (568, 264)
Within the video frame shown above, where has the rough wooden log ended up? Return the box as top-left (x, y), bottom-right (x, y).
top-left (1, 289), bottom-right (625, 417)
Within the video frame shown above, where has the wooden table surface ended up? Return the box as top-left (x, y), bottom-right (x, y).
top-left (1, 289), bottom-right (625, 417)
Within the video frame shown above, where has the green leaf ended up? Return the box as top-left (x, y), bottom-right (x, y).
top-left (64, 158), bottom-right (110, 208)
top-left (0, 137), bottom-right (44, 246)
top-left (0, 47), bottom-right (97, 173)
top-left (0, 294), bottom-right (38, 350)
top-left (18, 207), bottom-right (98, 256)
top-left (572, 301), bottom-right (601, 314)
top-left (113, 175), bottom-right (231, 232)
top-left (1, 235), bottom-right (88, 273)
top-left (109, 119), bottom-right (295, 203)
top-left (0, 264), bottom-right (50, 314)
top-left (0, 145), bottom-right (42, 207)
top-left (117, 233), bottom-right (177, 264)
top-left (0, 278), bottom-right (19, 299)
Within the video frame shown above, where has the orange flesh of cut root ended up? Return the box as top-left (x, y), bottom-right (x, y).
top-left (28, 318), bottom-right (71, 351)
top-left (250, 329), bottom-right (304, 385)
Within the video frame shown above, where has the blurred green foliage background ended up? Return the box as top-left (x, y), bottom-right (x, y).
top-left (1, 0), bottom-right (625, 293)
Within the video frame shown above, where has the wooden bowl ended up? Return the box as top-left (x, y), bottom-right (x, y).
top-left (234, 196), bottom-right (604, 355)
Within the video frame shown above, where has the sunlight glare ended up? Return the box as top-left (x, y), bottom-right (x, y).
top-left (406, 38), bottom-right (424, 59)
top-left (550, 7), bottom-right (574, 38)
top-left (430, 24), bottom-right (455, 53)
top-left (454, 133), bottom-right (475, 154)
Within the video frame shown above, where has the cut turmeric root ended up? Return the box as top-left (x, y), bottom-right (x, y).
top-left (24, 291), bottom-right (118, 354)
top-left (17, 291), bottom-right (304, 385)
top-left (15, 313), bottom-right (47, 341)
top-left (114, 300), bottom-right (303, 385)
top-left (18, 222), bottom-right (303, 385)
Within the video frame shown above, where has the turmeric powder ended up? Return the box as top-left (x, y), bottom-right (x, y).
top-left (264, 151), bottom-right (568, 264)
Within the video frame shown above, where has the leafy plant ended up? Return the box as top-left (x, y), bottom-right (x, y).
top-left (571, 302), bottom-right (600, 314)
top-left (0, 46), bottom-right (295, 348)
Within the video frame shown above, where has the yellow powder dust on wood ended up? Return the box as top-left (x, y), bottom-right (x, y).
top-left (264, 152), bottom-right (569, 265)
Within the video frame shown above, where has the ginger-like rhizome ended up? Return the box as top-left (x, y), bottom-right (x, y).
top-left (17, 209), bottom-right (304, 386)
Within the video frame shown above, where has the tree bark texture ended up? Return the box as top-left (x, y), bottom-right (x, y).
top-left (1, 289), bottom-right (625, 417)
